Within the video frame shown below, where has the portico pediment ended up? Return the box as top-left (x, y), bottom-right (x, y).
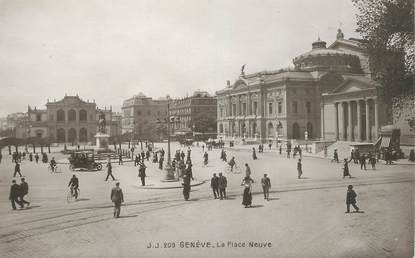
top-left (332, 77), bottom-right (375, 94)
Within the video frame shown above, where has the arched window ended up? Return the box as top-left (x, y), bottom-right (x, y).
top-left (57, 128), bottom-right (65, 142)
top-left (292, 123), bottom-right (300, 139)
top-left (57, 109), bottom-right (65, 121)
top-left (68, 109), bottom-right (76, 121)
top-left (307, 122), bottom-right (313, 139)
top-left (79, 128), bottom-right (88, 142)
top-left (268, 123), bottom-right (274, 138)
top-left (68, 128), bottom-right (77, 143)
top-left (79, 109), bottom-right (87, 121)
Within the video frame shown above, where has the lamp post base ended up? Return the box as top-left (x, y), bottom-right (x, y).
top-left (161, 163), bottom-right (178, 182)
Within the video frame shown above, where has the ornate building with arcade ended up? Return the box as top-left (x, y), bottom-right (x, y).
top-left (27, 95), bottom-right (113, 143)
top-left (216, 29), bottom-right (385, 143)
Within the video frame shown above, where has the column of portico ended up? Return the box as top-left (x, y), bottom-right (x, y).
top-left (247, 93), bottom-right (252, 116)
top-left (333, 102), bottom-right (339, 140)
top-left (348, 101), bottom-right (353, 141)
top-left (357, 100), bottom-right (362, 142)
top-left (236, 96), bottom-right (241, 116)
top-left (374, 98), bottom-right (379, 140)
top-left (365, 99), bottom-right (370, 141)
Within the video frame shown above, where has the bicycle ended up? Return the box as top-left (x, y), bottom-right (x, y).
top-left (67, 187), bottom-right (80, 203)
top-left (225, 163), bottom-right (241, 174)
top-left (48, 165), bottom-right (61, 173)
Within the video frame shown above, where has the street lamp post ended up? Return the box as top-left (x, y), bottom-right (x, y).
top-left (162, 96), bottom-right (176, 181)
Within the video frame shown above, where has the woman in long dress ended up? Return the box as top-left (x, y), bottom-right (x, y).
top-left (343, 158), bottom-right (352, 179)
top-left (241, 176), bottom-right (254, 208)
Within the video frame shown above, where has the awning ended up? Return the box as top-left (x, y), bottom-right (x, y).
top-left (380, 137), bottom-right (391, 148)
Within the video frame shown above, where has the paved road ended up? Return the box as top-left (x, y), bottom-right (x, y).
top-left (0, 143), bottom-right (413, 258)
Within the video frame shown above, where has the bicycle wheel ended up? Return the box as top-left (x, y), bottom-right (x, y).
top-left (75, 188), bottom-right (80, 200)
top-left (47, 166), bottom-right (52, 173)
top-left (55, 166), bottom-right (61, 173)
top-left (67, 190), bottom-right (74, 203)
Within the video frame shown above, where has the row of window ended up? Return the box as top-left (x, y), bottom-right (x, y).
top-left (55, 109), bottom-right (90, 121)
top-left (137, 110), bottom-right (167, 116)
top-left (268, 101), bottom-right (311, 114)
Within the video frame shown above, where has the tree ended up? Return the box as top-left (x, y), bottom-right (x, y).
top-left (189, 113), bottom-right (217, 133)
top-left (352, 0), bottom-right (414, 122)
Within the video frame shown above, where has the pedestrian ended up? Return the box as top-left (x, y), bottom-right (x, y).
top-left (159, 155), bottom-right (164, 170)
top-left (279, 145), bottom-right (282, 155)
top-left (369, 154), bottom-right (377, 170)
top-left (19, 178), bottom-right (30, 207)
top-left (210, 173), bottom-right (219, 199)
top-left (218, 173), bottom-right (227, 200)
top-left (245, 163), bottom-right (251, 177)
top-left (35, 153), bottom-right (39, 163)
top-left (146, 150), bottom-right (150, 161)
top-left (111, 182), bottom-right (124, 218)
top-left (345, 185), bottom-right (359, 213)
top-left (138, 162), bottom-right (147, 186)
top-left (105, 161), bottom-right (115, 181)
top-left (9, 179), bottom-right (23, 210)
top-left (333, 149), bottom-right (339, 163)
top-left (268, 141), bottom-right (272, 150)
top-left (241, 176), bottom-right (254, 208)
top-left (13, 161), bottom-right (22, 177)
top-left (118, 153), bottom-right (123, 165)
top-left (182, 171), bottom-right (191, 201)
top-left (203, 151), bottom-right (208, 166)
top-left (222, 150), bottom-right (227, 162)
top-left (134, 155), bottom-right (140, 167)
top-left (359, 154), bottom-right (366, 170)
top-left (343, 158), bottom-right (352, 179)
top-left (351, 149), bottom-right (355, 163)
top-left (261, 174), bottom-right (271, 201)
top-left (297, 159), bottom-right (302, 179)
top-left (252, 148), bottom-right (258, 160)
top-left (29, 152), bottom-right (33, 162)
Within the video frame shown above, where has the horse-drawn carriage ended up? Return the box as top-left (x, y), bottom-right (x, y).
top-left (68, 151), bottom-right (103, 171)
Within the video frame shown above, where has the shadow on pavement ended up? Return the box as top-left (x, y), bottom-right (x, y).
top-left (267, 198), bottom-right (280, 201)
top-left (76, 198), bottom-right (90, 202)
top-left (117, 215), bottom-right (138, 218)
top-left (249, 205), bottom-right (264, 208)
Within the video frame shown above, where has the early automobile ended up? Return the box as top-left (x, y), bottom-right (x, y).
top-left (68, 151), bottom-right (103, 171)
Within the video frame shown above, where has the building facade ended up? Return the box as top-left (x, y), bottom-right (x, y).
top-left (170, 91), bottom-right (217, 136)
top-left (217, 29), bottom-right (384, 143)
top-left (121, 93), bottom-right (168, 139)
top-left (26, 95), bottom-right (113, 143)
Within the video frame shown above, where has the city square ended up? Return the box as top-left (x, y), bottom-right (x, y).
top-left (0, 0), bottom-right (414, 257)
top-left (0, 142), bottom-right (413, 258)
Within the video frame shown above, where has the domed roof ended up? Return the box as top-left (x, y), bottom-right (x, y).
top-left (294, 38), bottom-right (351, 62)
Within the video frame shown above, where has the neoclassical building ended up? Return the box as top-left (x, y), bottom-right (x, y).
top-left (27, 95), bottom-right (113, 143)
top-left (216, 29), bottom-right (384, 143)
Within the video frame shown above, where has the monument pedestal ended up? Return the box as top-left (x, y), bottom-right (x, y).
top-left (95, 132), bottom-right (110, 152)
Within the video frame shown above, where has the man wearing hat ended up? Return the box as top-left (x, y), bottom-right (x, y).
top-left (19, 178), bottom-right (30, 207)
top-left (218, 173), bottom-right (227, 200)
top-left (346, 185), bottom-right (359, 213)
top-left (261, 174), bottom-right (271, 201)
top-left (210, 173), bottom-right (219, 199)
top-left (9, 180), bottom-right (22, 210)
top-left (111, 182), bottom-right (124, 218)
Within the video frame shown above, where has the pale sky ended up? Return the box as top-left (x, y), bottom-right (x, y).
top-left (0, 0), bottom-right (359, 116)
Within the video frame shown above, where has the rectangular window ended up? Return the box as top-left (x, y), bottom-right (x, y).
top-left (268, 102), bottom-right (273, 115)
top-left (253, 102), bottom-right (258, 115)
top-left (306, 101), bottom-right (311, 113)
top-left (293, 101), bottom-right (298, 113)
top-left (242, 103), bottom-right (246, 115)
top-left (278, 102), bottom-right (282, 114)
top-left (232, 104), bottom-right (236, 116)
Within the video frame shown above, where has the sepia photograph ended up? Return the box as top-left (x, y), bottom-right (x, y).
top-left (0, 0), bottom-right (414, 257)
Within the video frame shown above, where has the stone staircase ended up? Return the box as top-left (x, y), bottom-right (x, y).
top-left (316, 141), bottom-right (355, 160)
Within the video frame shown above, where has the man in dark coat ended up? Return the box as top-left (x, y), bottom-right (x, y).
top-left (218, 173), bottom-right (227, 200)
top-left (19, 178), bottom-right (30, 207)
top-left (359, 154), bottom-right (367, 170)
top-left (111, 182), bottom-right (124, 218)
top-left (182, 172), bottom-right (191, 201)
top-left (261, 174), bottom-right (271, 201)
top-left (13, 161), bottom-right (22, 177)
top-left (345, 185), bottom-right (359, 213)
top-left (210, 173), bottom-right (219, 199)
top-left (105, 161), bottom-right (115, 181)
top-left (35, 153), bottom-right (39, 163)
top-left (138, 163), bottom-right (147, 186)
top-left (9, 180), bottom-right (23, 210)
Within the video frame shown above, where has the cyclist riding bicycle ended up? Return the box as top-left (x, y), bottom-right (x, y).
top-left (68, 174), bottom-right (79, 198)
top-left (228, 157), bottom-right (236, 172)
top-left (50, 157), bottom-right (57, 172)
